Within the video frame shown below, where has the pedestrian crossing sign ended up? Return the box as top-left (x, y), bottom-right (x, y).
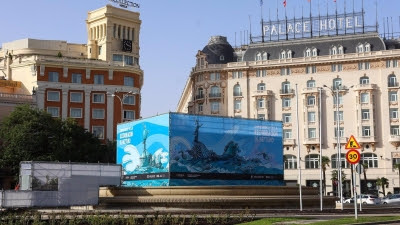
top-left (345, 135), bottom-right (361, 149)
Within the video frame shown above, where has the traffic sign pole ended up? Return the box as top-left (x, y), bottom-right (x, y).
top-left (353, 164), bottom-right (358, 220)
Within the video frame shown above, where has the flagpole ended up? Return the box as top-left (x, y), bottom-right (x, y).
top-left (344, 0), bottom-right (347, 35)
top-left (302, 4), bottom-right (304, 38)
top-left (318, 0), bottom-right (320, 37)
top-left (362, 0), bottom-right (365, 34)
top-left (335, 0), bottom-right (338, 36)
top-left (310, 0), bottom-right (313, 38)
top-left (277, 0), bottom-right (279, 41)
top-left (285, 2), bottom-right (288, 40)
top-left (269, 8), bottom-right (272, 41)
top-left (261, 0), bottom-right (264, 42)
top-left (293, 7), bottom-right (296, 40)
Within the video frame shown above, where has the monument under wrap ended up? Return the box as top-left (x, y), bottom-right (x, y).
top-left (117, 113), bottom-right (283, 187)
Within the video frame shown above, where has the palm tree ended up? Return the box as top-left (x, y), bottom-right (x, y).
top-left (331, 169), bottom-right (346, 197)
top-left (376, 177), bottom-right (389, 196)
top-left (394, 163), bottom-right (400, 189)
top-left (321, 156), bottom-right (330, 195)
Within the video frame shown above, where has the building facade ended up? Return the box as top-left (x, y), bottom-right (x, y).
top-left (0, 5), bottom-right (143, 141)
top-left (177, 33), bottom-right (400, 196)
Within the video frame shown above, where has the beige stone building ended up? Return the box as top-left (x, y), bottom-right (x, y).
top-left (0, 5), bottom-right (143, 141)
top-left (177, 33), bottom-right (400, 196)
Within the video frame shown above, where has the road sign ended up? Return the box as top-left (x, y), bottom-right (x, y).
top-left (356, 164), bottom-right (364, 174)
top-left (346, 149), bottom-right (361, 164)
top-left (345, 135), bottom-right (361, 149)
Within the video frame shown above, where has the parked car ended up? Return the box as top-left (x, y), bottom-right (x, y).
top-left (344, 197), bottom-right (354, 203)
top-left (382, 194), bottom-right (400, 204)
top-left (357, 194), bottom-right (381, 204)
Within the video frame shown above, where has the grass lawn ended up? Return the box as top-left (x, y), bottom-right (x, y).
top-left (238, 216), bottom-right (400, 225)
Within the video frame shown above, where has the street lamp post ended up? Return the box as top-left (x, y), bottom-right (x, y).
top-left (107, 90), bottom-right (138, 123)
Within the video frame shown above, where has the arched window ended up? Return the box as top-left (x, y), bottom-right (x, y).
top-left (338, 45), bottom-right (344, 54)
top-left (388, 74), bottom-right (397, 87)
top-left (219, 55), bottom-right (225, 61)
top-left (331, 153), bottom-right (350, 169)
top-left (305, 48), bottom-right (311, 57)
top-left (333, 78), bottom-right (342, 90)
top-left (365, 43), bottom-right (371, 52)
top-left (284, 155), bottom-right (297, 169)
top-left (280, 50), bottom-right (286, 59)
top-left (262, 52), bottom-right (268, 60)
top-left (233, 84), bottom-right (241, 96)
top-left (307, 96), bottom-right (316, 106)
top-left (257, 83), bottom-right (266, 91)
top-left (197, 87), bottom-right (204, 98)
top-left (312, 48), bottom-right (318, 57)
top-left (256, 52), bottom-right (262, 61)
top-left (331, 46), bottom-right (337, 55)
top-left (361, 153), bottom-right (378, 168)
top-left (282, 81), bottom-right (290, 94)
top-left (360, 76), bottom-right (369, 84)
top-left (357, 43), bottom-right (364, 53)
top-left (307, 80), bottom-right (316, 88)
top-left (287, 50), bottom-right (292, 59)
top-left (210, 86), bottom-right (220, 97)
top-left (305, 154), bottom-right (319, 169)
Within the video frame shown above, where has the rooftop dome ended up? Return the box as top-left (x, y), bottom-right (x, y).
top-left (202, 36), bottom-right (234, 64)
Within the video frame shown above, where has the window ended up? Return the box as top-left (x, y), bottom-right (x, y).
top-left (92, 126), bottom-right (104, 139)
top-left (365, 43), bottom-right (371, 52)
top-left (92, 109), bottom-right (105, 119)
top-left (389, 91), bottom-right (398, 102)
top-left (284, 155), bottom-right (297, 169)
top-left (305, 154), bottom-right (319, 169)
top-left (358, 62), bottom-right (370, 70)
top-left (256, 52), bottom-right (262, 61)
top-left (333, 78), bottom-right (342, 90)
top-left (124, 56), bottom-right (133, 65)
top-left (262, 52), bottom-right (268, 60)
top-left (93, 93), bottom-right (105, 103)
top-left (196, 74), bottom-right (204, 82)
top-left (312, 48), bottom-right (318, 56)
top-left (283, 113), bottom-right (291, 123)
top-left (280, 50), bottom-right (286, 59)
top-left (94, 74), bottom-right (104, 85)
top-left (282, 98), bottom-right (291, 107)
top-left (71, 73), bottom-right (82, 84)
top-left (308, 112), bottom-right (316, 122)
top-left (338, 64), bottom-right (343, 71)
top-left (283, 129), bottom-right (292, 139)
top-left (333, 93), bottom-right (343, 105)
top-left (391, 126), bottom-right (400, 135)
top-left (70, 92), bottom-right (83, 103)
top-left (338, 46), bottom-right (344, 54)
top-left (210, 86), bottom-right (220, 97)
top-left (47, 91), bottom-right (60, 101)
top-left (210, 73), bottom-right (220, 81)
top-left (357, 44), bottom-right (364, 53)
top-left (305, 48), bottom-right (311, 57)
top-left (393, 158), bottom-right (400, 167)
top-left (197, 87), bottom-right (204, 98)
top-left (98, 46), bottom-right (102, 55)
top-left (234, 100), bottom-right (241, 110)
top-left (358, 62), bottom-right (363, 70)
top-left (256, 70), bottom-right (267, 77)
top-left (282, 82), bottom-right (290, 93)
top-left (113, 54), bottom-right (123, 62)
top-left (360, 77), bottom-right (369, 84)
top-left (307, 96), bottom-right (316, 106)
top-left (124, 110), bottom-right (135, 121)
top-left (332, 153), bottom-right (350, 169)
top-left (394, 60), bottom-right (398, 68)
top-left (390, 108), bottom-right (398, 119)
top-left (334, 111), bottom-right (343, 121)
top-left (334, 127), bottom-right (344, 137)
top-left (361, 109), bottom-right (370, 120)
top-left (387, 60), bottom-right (392, 68)
top-left (331, 64), bottom-right (337, 72)
top-left (47, 107), bottom-right (59, 118)
top-left (362, 126), bottom-right (371, 137)
top-left (123, 95), bottom-right (135, 105)
top-left (70, 108), bottom-right (82, 118)
top-left (124, 76), bottom-right (134, 86)
top-left (360, 93), bottom-right (369, 103)
top-left (332, 64), bottom-right (343, 72)
top-left (211, 102), bottom-right (219, 113)
top-left (258, 98), bottom-right (265, 108)
top-left (48, 72), bottom-right (59, 82)
top-left (198, 103), bottom-right (203, 112)
top-left (280, 68), bottom-right (291, 75)
top-left (331, 46), bottom-right (337, 55)
top-left (257, 114), bottom-right (265, 120)
top-left (287, 50), bottom-right (292, 59)
top-left (233, 71), bottom-right (243, 78)
top-left (388, 74), bottom-right (397, 87)
top-left (308, 128), bottom-right (317, 138)
top-left (307, 80), bottom-right (316, 88)
top-left (219, 55), bottom-right (224, 61)
top-left (365, 62), bottom-right (370, 70)
top-left (257, 83), bottom-right (266, 91)
top-left (361, 153), bottom-right (378, 168)
top-left (233, 84), bottom-right (241, 96)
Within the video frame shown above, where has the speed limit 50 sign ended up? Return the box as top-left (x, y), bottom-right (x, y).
top-left (346, 149), bottom-right (361, 164)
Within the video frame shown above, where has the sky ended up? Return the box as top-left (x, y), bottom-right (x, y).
top-left (0, 0), bottom-right (399, 118)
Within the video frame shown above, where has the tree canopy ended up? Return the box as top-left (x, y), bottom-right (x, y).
top-left (0, 105), bottom-right (115, 182)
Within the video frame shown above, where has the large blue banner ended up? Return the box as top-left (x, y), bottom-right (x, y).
top-left (117, 114), bottom-right (170, 187)
top-left (169, 113), bottom-right (284, 186)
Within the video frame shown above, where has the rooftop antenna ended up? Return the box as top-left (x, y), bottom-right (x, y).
top-left (383, 18), bottom-right (386, 39)
top-left (352, 0), bottom-right (355, 34)
top-left (309, 0), bottom-right (313, 38)
top-left (362, 0), bottom-right (365, 33)
top-left (392, 17), bottom-right (394, 39)
top-left (269, 8), bottom-right (272, 41)
top-left (235, 32), bottom-right (237, 48)
top-left (249, 16), bottom-right (253, 43)
top-left (276, 0), bottom-right (280, 41)
top-left (108, 0), bottom-right (139, 8)
top-left (387, 17), bottom-right (389, 38)
top-left (260, 0), bottom-right (264, 43)
top-left (344, 0), bottom-right (347, 35)
top-left (335, 0), bottom-right (338, 36)
top-left (318, 0), bottom-right (320, 37)
top-left (375, 0), bottom-right (378, 33)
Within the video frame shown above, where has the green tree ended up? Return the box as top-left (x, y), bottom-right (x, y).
top-left (321, 156), bottom-right (330, 195)
top-left (394, 163), bottom-right (400, 190)
top-left (331, 169), bottom-right (346, 197)
top-left (376, 177), bottom-right (389, 196)
top-left (0, 105), bottom-right (115, 183)
top-left (362, 162), bottom-right (369, 193)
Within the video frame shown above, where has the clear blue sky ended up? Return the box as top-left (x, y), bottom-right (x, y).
top-left (0, 0), bottom-right (398, 117)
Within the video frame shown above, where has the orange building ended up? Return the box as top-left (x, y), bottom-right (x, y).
top-left (0, 5), bottom-right (143, 140)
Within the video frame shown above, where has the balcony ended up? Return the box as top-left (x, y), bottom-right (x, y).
top-left (283, 138), bottom-right (295, 146)
top-left (389, 135), bottom-right (400, 143)
top-left (209, 93), bottom-right (222, 99)
top-left (0, 93), bottom-right (34, 104)
top-left (253, 90), bottom-right (273, 96)
top-left (233, 92), bottom-right (243, 97)
top-left (304, 138), bottom-right (320, 145)
top-left (194, 94), bottom-right (204, 101)
top-left (357, 136), bottom-right (377, 143)
top-left (354, 83), bottom-right (378, 91)
top-left (332, 137), bottom-right (348, 144)
top-left (388, 82), bottom-right (399, 88)
top-left (280, 89), bottom-right (295, 96)
top-left (302, 87), bottom-right (319, 94)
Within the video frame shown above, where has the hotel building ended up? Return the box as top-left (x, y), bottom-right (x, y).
top-left (0, 5), bottom-right (143, 141)
top-left (177, 27), bottom-right (400, 195)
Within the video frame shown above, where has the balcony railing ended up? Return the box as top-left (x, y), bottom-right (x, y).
top-left (253, 90), bottom-right (273, 96)
top-left (388, 82), bottom-right (399, 88)
top-left (357, 136), bottom-right (377, 143)
top-left (354, 83), bottom-right (377, 90)
top-left (209, 93), bottom-right (222, 98)
top-left (389, 135), bottom-right (400, 142)
top-left (280, 89), bottom-right (295, 95)
top-left (283, 138), bottom-right (295, 146)
top-left (0, 93), bottom-right (34, 103)
top-left (332, 137), bottom-right (348, 143)
top-left (233, 92), bottom-right (243, 97)
top-left (304, 138), bottom-right (320, 144)
top-left (195, 94), bottom-right (204, 100)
